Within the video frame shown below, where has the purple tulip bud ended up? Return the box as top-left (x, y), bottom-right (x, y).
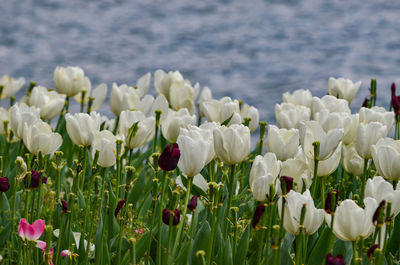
top-left (162, 209), bottom-right (180, 226)
top-left (280, 176), bottom-right (293, 195)
top-left (61, 200), bottom-right (68, 213)
top-left (367, 244), bottom-right (378, 258)
top-left (373, 200), bottom-right (386, 225)
top-left (252, 203), bottom-right (266, 229)
top-left (115, 199), bottom-right (126, 217)
top-left (187, 195), bottom-right (198, 212)
top-left (325, 189), bottom-right (339, 214)
top-left (326, 253), bottom-right (345, 265)
top-left (0, 177), bottom-right (10, 192)
top-left (158, 143), bottom-right (180, 171)
top-left (391, 82), bottom-right (396, 98)
top-left (362, 98), bottom-right (370, 108)
top-left (25, 170), bottom-right (47, 189)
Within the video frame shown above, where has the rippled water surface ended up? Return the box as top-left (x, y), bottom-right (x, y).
top-left (1, 0), bottom-right (400, 122)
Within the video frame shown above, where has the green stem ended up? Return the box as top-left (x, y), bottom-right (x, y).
top-left (265, 204), bottom-right (273, 265)
top-left (116, 219), bottom-right (124, 265)
top-left (206, 195), bottom-right (223, 265)
top-left (320, 176), bottom-right (326, 208)
top-left (171, 176), bottom-right (194, 260)
top-left (360, 159), bottom-right (369, 204)
top-left (157, 171), bottom-right (168, 265)
top-left (224, 164), bottom-right (236, 238)
top-left (311, 159), bottom-right (319, 199)
top-left (186, 209), bottom-right (198, 265)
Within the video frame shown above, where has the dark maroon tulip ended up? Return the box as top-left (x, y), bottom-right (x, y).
top-left (362, 98), bottom-right (370, 108)
top-left (326, 253), bottom-right (345, 265)
top-left (391, 83), bottom-right (400, 116)
top-left (280, 176), bottom-right (293, 195)
top-left (0, 177), bottom-right (10, 192)
top-left (367, 244), bottom-right (378, 258)
top-left (114, 199), bottom-right (126, 217)
top-left (61, 200), bottom-right (69, 213)
top-left (25, 170), bottom-right (47, 189)
top-left (187, 195), bottom-right (198, 212)
top-left (162, 209), bottom-right (180, 226)
top-left (252, 203), bottom-right (266, 229)
top-left (373, 200), bottom-right (386, 225)
top-left (325, 189), bottom-right (339, 214)
top-left (158, 143), bottom-right (180, 171)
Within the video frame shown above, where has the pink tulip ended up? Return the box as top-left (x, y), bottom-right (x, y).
top-left (18, 218), bottom-right (45, 241)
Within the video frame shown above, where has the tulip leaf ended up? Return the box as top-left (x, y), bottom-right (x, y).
top-left (222, 113), bottom-right (234, 126)
top-left (0, 222), bottom-right (12, 248)
top-left (221, 238), bottom-right (233, 265)
top-left (306, 226), bottom-right (332, 265)
top-left (332, 239), bottom-right (352, 265)
top-left (280, 234), bottom-right (295, 265)
top-left (387, 214), bottom-right (400, 256)
top-left (127, 166), bottom-right (148, 205)
top-left (191, 221), bottom-right (211, 265)
top-left (234, 226), bottom-right (250, 265)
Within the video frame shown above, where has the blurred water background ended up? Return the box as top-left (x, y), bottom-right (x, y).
top-left (1, 0), bottom-right (400, 123)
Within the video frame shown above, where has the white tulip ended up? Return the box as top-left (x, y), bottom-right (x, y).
top-left (250, 152), bottom-right (281, 188)
top-left (23, 120), bottom-right (62, 155)
top-left (135, 72), bottom-right (151, 97)
top-left (200, 97), bottom-right (242, 125)
top-left (0, 74), bottom-right (25, 99)
top-left (161, 108), bottom-right (196, 143)
top-left (240, 104), bottom-right (259, 132)
top-left (154, 70), bottom-right (198, 114)
top-left (110, 83), bottom-right (153, 116)
top-left (177, 128), bottom-right (211, 177)
top-left (65, 112), bottom-right (101, 146)
top-left (328, 77), bottom-right (361, 103)
top-left (306, 142), bottom-right (342, 177)
top-left (54, 66), bottom-right (86, 97)
top-left (92, 130), bottom-right (117, 168)
top-left (266, 125), bottom-right (299, 161)
top-left (198, 86), bottom-right (213, 105)
top-left (213, 124), bottom-right (250, 165)
top-left (150, 94), bottom-right (169, 122)
top-left (9, 103), bottom-right (41, 139)
top-left (275, 103), bottom-right (310, 129)
top-left (280, 157), bottom-right (312, 192)
top-left (371, 138), bottom-right (400, 181)
top-left (341, 143), bottom-right (364, 177)
top-left (176, 174), bottom-right (209, 193)
top-left (356, 122), bottom-right (387, 159)
top-left (299, 120), bottom-right (343, 161)
top-left (314, 109), bottom-right (352, 135)
top-left (359, 107), bottom-right (394, 135)
top-left (251, 174), bottom-right (279, 201)
top-left (311, 95), bottom-right (350, 118)
top-left (29, 86), bottom-right (66, 120)
top-left (278, 190), bottom-right (324, 235)
top-left (73, 83), bottom-right (108, 111)
top-left (188, 124), bottom-right (216, 164)
top-left (325, 198), bottom-right (377, 241)
top-left (342, 114), bottom-right (359, 145)
top-left (119, 110), bottom-right (155, 149)
top-left (0, 107), bottom-right (10, 136)
top-left (282, 89), bottom-right (313, 107)
top-left (365, 176), bottom-right (400, 217)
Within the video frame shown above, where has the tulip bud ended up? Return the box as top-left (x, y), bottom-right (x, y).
top-left (252, 203), bottom-right (266, 229)
top-left (61, 200), bottom-right (68, 213)
top-left (280, 176), bottom-right (293, 195)
top-left (362, 98), bottom-right (370, 108)
top-left (115, 199), bottom-right (126, 217)
top-left (372, 200), bottom-right (386, 226)
top-left (158, 144), bottom-right (180, 171)
top-left (325, 190), bottom-right (338, 214)
top-left (25, 170), bottom-right (47, 189)
top-left (0, 177), bottom-right (10, 192)
top-left (367, 244), bottom-right (378, 259)
top-left (325, 253), bottom-right (345, 265)
top-left (187, 195), bottom-right (198, 212)
top-left (162, 209), bottom-right (180, 226)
